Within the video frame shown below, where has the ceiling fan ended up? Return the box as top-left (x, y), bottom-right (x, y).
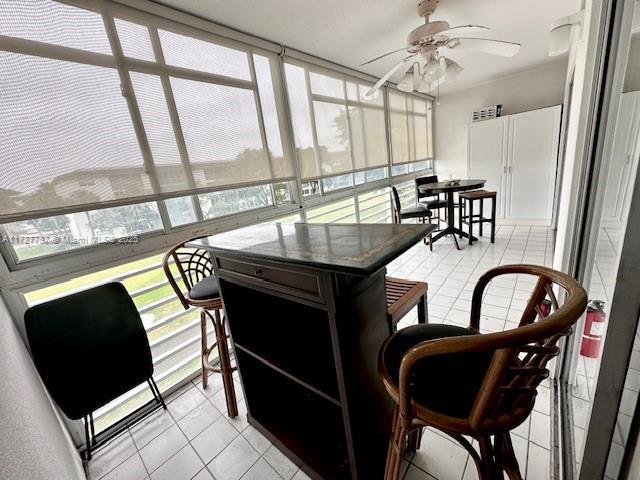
top-left (362, 0), bottom-right (521, 99)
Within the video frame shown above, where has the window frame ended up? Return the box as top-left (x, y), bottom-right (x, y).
top-left (0, 0), bottom-right (435, 286)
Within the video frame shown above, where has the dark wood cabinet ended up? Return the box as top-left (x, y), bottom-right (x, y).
top-left (191, 223), bottom-right (431, 479)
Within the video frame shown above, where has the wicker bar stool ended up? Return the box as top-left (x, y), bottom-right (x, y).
top-left (163, 239), bottom-right (238, 418)
top-left (378, 264), bottom-right (587, 480)
top-left (458, 190), bottom-right (497, 245)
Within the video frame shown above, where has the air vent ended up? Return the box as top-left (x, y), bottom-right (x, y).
top-left (472, 104), bottom-right (503, 122)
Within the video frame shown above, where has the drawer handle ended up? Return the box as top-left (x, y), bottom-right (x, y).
top-left (254, 269), bottom-right (263, 276)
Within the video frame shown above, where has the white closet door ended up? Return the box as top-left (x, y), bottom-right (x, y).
top-left (603, 92), bottom-right (640, 221)
top-left (467, 117), bottom-right (508, 217)
top-left (506, 105), bottom-right (561, 221)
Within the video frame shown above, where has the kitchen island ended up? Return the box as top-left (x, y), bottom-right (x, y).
top-left (189, 222), bottom-right (433, 479)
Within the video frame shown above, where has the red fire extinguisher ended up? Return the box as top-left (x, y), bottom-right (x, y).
top-left (580, 300), bottom-right (606, 358)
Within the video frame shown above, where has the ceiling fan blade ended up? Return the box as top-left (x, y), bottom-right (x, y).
top-left (360, 47), bottom-right (408, 66)
top-left (447, 37), bottom-right (521, 57)
top-left (364, 54), bottom-right (417, 99)
top-left (436, 24), bottom-right (490, 37)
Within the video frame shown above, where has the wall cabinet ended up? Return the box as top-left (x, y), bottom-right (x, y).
top-left (467, 105), bottom-right (562, 222)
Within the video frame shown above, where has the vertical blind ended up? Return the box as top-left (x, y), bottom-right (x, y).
top-left (0, 0), bottom-right (295, 220)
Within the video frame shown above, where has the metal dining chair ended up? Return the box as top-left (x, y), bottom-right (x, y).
top-left (415, 175), bottom-right (447, 228)
top-left (379, 264), bottom-right (587, 480)
top-left (391, 186), bottom-right (434, 251)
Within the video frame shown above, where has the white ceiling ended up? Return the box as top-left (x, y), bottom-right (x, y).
top-left (152, 0), bottom-right (580, 94)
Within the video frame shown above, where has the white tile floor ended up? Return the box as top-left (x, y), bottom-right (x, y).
top-left (87, 224), bottom-right (555, 480)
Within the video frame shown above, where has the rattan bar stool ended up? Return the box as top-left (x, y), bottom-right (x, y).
top-left (458, 190), bottom-right (497, 245)
top-left (163, 239), bottom-right (238, 418)
top-left (379, 264), bottom-right (587, 480)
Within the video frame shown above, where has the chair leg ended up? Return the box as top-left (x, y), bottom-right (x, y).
top-left (200, 310), bottom-right (209, 389)
top-left (417, 294), bottom-right (428, 324)
top-left (478, 435), bottom-right (500, 480)
top-left (491, 196), bottom-right (496, 243)
top-left (406, 427), bottom-right (424, 453)
top-left (496, 432), bottom-right (523, 480)
top-left (429, 233), bottom-right (433, 251)
top-left (459, 197), bottom-right (463, 232)
top-left (84, 415), bottom-right (92, 461)
top-left (479, 198), bottom-right (484, 237)
top-left (212, 309), bottom-right (239, 418)
top-left (468, 200), bottom-right (474, 245)
top-left (384, 406), bottom-right (408, 480)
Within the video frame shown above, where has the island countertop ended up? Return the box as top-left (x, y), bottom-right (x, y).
top-left (188, 222), bottom-right (435, 276)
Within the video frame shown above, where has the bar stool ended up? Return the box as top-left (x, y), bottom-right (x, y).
top-left (385, 277), bottom-right (428, 330)
top-left (458, 190), bottom-right (497, 245)
top-left (163, 239), bottom-right (238, 417)
top-left (378, 265), bottom-right (588, 480)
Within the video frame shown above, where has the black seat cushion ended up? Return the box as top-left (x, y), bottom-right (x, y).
top-left (25, 283), bottom-right (152, 419)
top-left (189, 275), bottom-right (220, 300)
top-left (401, 205), bottom-right (432, 219)
top-left (420, 199), bottom-right (447, 209)
top-left (383, 324), bottom-right (493, 418)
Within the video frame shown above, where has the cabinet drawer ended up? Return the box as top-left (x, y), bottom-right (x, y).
top-left (217, 257), bottom-right (323, 302)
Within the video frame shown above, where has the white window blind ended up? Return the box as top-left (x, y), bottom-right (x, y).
top-left (0, 1), bottom-right (295, 221)
top-left (388, 90), bottom-right (434, 165)
top-left (284, 61), bottom-right (389, 180)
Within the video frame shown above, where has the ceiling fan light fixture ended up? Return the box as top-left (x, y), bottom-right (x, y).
top-left (397, 69), bottom-right (415, 92)
top-left (417, 77), bottom-right (431, 93)
top-left (444, 58), bottom-right (464, 80)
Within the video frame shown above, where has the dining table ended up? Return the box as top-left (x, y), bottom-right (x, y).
top-left (418, 179), bottom-right (486, 249)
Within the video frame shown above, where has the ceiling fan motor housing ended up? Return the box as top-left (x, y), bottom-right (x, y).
top-left (417, 0), bottom-right (439, 18)
top-left (407, 21), bottom-right (450, 48)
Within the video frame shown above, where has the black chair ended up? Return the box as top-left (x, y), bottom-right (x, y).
top-left (415, 175), bottom-right (447, 228)
top-left (25, 282), bottom-right (166, 460)
top-left (391, 186), bottom-right (434, 251)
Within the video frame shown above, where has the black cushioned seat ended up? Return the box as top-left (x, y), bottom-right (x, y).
top-left (420, 198), bottom-right (448, 209)
top-left (383, 324), bottom-right (493, 418)
top-left (189, 275), bottom-right (220, 300)
top-left (401, 205), bottom-right (432, 219)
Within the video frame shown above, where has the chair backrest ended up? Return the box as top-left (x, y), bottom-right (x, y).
top-left (391, 186), bottom-right (402, 223)
top-left (415, 175), bottom-right (438, 199)
top-left (163, 238), bottom-right (215, 309)
top-left (395, 264), bottom-right (587, 432)
top-left (24, 282), bottom-right (152, 420)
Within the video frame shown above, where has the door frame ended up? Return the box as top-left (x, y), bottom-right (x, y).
top-left (557, 0), bottom-right (640, 478)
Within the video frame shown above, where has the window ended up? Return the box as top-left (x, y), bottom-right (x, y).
top-left (198, 184), bottom-right (273, 219)
top-left (2, 202), bottom-right (162, 261)
top-left (0, 3), bottom-right (295, 221)
top-left (306, 197), bottom-right (357, 223)
top-left (285, 62), bottom-right (389, 181)
top-left (388, 90), bottom-right (434, 166)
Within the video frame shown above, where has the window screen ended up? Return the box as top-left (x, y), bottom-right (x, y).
top-left (285, 62), bottom-right (389, 179)
top-left (388, 90), bottom-right (434, 165)
top-left (0, 5), bottom-right (294, 220)
top-left (0, 51), bottom-right (152, 217)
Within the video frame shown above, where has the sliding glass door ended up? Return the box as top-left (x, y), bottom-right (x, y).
top-left (560, 0), bottom-right (640, 478)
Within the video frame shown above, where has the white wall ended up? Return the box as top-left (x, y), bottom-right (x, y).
top-left (0, 296), bottom-right (85, 480)
top-left (434, 60), bottom-right (568, 179)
